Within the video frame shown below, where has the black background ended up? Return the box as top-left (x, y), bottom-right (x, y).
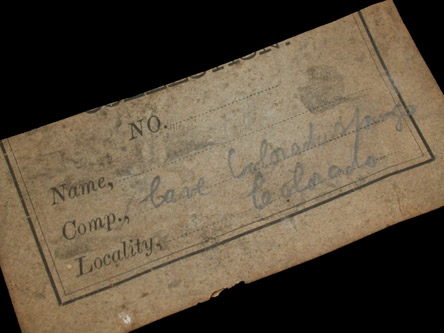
top-left (1, 1), bottom-right (442, 331)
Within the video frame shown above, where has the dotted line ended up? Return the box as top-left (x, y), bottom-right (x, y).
top-left (165, 143), bottom-right (393, 245)
top-left (118, 85), bottom-right (279, 183)
top-left (160, 148), bottom-right (400, 246)
top-left (250, 115), bottom-right (390, 173)
top-left (174, 84), bottom-right (280, 125)
top-left (306, 89), bottom-right (369, 113)
top-left (375, 150), bottom-right (399, 161)
top-left (205, 177), bottom-right (232, 191)
top-left (118, 89), bottom-right (369, 184)
top-left (225, 111), bottom-right (308, 145)
top-left (118, 145), bottom-right (216, 183)
top-left (164, 205), bottom-right (259, 245)
top-left (118, 108), bottom-right (312, 184)
top-left (118, 112), bottom-right (306, 184)
top-left (253, 150), bottom-right (399, 209)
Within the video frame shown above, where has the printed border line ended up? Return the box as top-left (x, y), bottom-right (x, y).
top-left (0, 141), bottom-right (62, 305)
top-left (353, 14), bottom-right (424, 156)
top-left (6, 140), bottom-right (68, 296)
top-left (2, 10), bottom-right (435, 306)
top-left (357, 11), bottom-right (434, 160)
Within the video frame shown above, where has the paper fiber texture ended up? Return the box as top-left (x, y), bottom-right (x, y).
top-left (1, 1), bottom-right (443, 331)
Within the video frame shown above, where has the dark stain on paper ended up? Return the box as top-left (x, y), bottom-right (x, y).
top-left (299, 65), bottom-right (347, 114)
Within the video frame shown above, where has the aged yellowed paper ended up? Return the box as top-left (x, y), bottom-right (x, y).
top-left (1, 1), bottom-right (443, 331)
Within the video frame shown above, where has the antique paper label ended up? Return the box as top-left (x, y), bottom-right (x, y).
top-left (1, 1), bottom-right (443, 331)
